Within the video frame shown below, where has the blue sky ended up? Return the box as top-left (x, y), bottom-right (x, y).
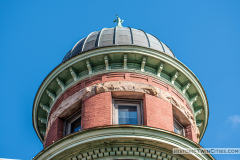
top-left (0, 1), bottom-right (240, 160)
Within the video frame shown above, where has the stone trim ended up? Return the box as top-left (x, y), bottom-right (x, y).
top-left (45, 81), bottom-right (200, 143)
top-left (48, 72), bottom-right (194, 123)
top-left (71, 146), bottom-right (181, 160)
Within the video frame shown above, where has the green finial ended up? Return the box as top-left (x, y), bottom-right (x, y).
top-left (113, 14), bottom-right (124, 27)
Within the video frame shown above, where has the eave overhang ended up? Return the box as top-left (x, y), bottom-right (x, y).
top-left (32, 45), bottom-right (209, 143)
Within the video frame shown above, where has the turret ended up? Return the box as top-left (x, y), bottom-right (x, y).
top-left (32, 16), bottom-right (213, 160)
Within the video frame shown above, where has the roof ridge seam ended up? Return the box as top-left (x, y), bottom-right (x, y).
top-left (63, 27), bottom-right (176, 62)
top-left (128, 27), bottom-right (134, 44)
top-left (82, 31), bottom-right (95, 52)
top-left (114, 27), bottom-right (117, 44)
top-left (97, 28), bottom-right (105, 47)
top-left (151, 34), bottom-right (165, 53)
top-left (140, 29), bottom-right (151, 47)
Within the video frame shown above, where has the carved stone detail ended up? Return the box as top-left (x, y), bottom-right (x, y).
top-left (45, 81), bottom-right (200, 142)
top-left (95, 81), bottom-right (158, 97)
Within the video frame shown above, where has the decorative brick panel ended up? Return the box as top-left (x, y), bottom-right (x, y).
top-left (143, 94), bottom-right (174, 132)
top-left (81, 92), bottom-right (112, 130)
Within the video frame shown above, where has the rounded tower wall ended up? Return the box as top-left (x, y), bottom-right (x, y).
top-left (43, 72), bottom-right (198, 148)
top-left (32, 22), bottom-right (213, 160)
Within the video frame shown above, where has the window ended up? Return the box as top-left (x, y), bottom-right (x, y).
top-left (64, 110), bottom-right (81, 135)
top-left (113, 99), bottom-right (142, 125)
top-left (173, 118), bottom-right (184, 136)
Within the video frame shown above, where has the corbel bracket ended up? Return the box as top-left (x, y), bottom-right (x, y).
top-left (56, 77), bottom-right (65, 90)
top-left (190, 95), bottom-right (198, 105)
top-left (40, 103), bottom-right (50, 113)
top-left (46, 90), bottom-right (56, 101)
top-left (157, 62), bottom-right (164, 77)
top-left (141, 57), bottom-right (147, 72)
top-left (123, 54), bottom-right (127, 69)
top-left (171, 71), bottom-right (179, 84)
top-left (182, 83), bottom-right (191, 94)
top-left (194, 108), bottom-right (203, 117)
top-left (104, 55), bottom-right (109, 70)
top-left (40, 130), bottom-right (46, 135)
top-left (86, 61), bottom-right (92, 74)
top-left (38, 117), bottom-right (47, 125)
top-left (196, 120), bottom-right (203, 128)
top-left (69, 67), bottom-right (78, 81)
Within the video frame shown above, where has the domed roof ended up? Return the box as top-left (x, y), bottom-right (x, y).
top-left (62, 27), bottom-right (175, 63)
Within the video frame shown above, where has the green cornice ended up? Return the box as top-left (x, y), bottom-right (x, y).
top-left (32, 45), bottom-right (209, 143)
top-left (33, 126), bottom-right (214, 160)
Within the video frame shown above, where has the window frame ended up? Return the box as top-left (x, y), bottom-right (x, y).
top-left (173, 117), bottom-right (185, 136)
top-left (112, 98), bottom-right (143, 125)
top-left (64, 110), bottom-right (81, 136)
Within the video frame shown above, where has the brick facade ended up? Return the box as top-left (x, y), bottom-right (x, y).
top-left (143, 94), bottom-right (174, 132)
top-left (45, 117), bottom-right (63, 147)
top-left (49, 72), bottom-right (192, 120)
top-left (81, 92), bottom-right (112, 130)
top-left (185, 124), bottom-right (198, 143)
top-left (44, 72), bottom-right (197, 147)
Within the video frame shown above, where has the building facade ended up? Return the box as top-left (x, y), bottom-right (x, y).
top-left (32, 16), bottom-right (214, 160)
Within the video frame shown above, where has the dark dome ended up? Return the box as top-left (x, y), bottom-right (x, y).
top-left (62, 27), bottom-right (175, 62)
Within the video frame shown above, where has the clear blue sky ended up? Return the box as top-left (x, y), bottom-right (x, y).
top-left (0, 1), bottom-right (240, 160)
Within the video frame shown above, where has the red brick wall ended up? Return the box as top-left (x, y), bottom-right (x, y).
top-left (44, 72), bottom-right (197, 147)
top-left (185, 124), bottom-right (197, 143)
top-left (44, 117), bottom-right (63, 147)
top-left (48, 72), bottom-right (192, 121)
top-left (81, 92), bottom-right (112, 130)
top-left (143, 94), bottom-right (174, 132)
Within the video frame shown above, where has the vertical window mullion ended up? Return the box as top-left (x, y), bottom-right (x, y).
top-left (137, 104), bottom-right (141, 125)
top-left (115, 104), bottom-right (118, 124)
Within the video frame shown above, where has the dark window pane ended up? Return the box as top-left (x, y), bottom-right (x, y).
top-left (118, 105), bottom-right (137, 124)
top-left (71, 117), bottom-right (81, 133)
top-left (174, 126), bottom-right (178, 134)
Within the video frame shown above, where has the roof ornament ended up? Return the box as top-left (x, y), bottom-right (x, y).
top-left (113, 14), bottom-right (124, 27)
